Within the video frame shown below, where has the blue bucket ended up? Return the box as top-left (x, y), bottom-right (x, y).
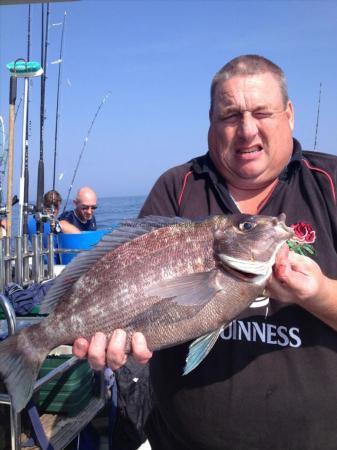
top-left (57, 229), bottom-right (111, 265)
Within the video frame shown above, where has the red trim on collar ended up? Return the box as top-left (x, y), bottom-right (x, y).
top-left (178, 171), bottom-right (193, 207)
top-left (256, 179), bottom-right (279, 213)
top-left (302, 158), bottom-right (336, 204)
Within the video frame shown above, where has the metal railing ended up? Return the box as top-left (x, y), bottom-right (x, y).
top-left (0, 233), bottom-right (86, 292)
top-left (0, 233), bottom-right (55, 291)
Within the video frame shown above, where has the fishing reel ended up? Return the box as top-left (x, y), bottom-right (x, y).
top-left (35, 209), bottom-right (61, 234)
top-left (0, 195), bottom-right (19, 217)
top-left (34, 211), bottom-right (50, 223)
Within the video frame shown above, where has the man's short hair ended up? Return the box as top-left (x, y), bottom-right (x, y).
top-left (43, 190), bottom-right (62, 209)
top-left (210, 54), bottom-right (289, 114)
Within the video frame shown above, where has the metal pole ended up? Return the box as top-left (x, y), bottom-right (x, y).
top-left (0, 239), bottom-right (4, 292)
top-left (4, 236), bottom-right (11, 286)
top-left (22, 234), bottom-right (30, 283)
top-left (14, 236), bottom-right (23, 285)
top-left (47, 232), bottom-right (55, 279)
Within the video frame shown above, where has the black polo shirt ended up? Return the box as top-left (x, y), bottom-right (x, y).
top-left (140, 139), bottom-right (337, 450)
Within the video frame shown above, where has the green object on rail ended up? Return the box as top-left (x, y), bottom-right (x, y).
top-left (6, 60), bottom-right (43, 77)
top-left (0, 305), bottom-right (41, 320)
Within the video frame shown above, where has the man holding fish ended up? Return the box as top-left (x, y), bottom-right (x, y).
top-left (0, 55), bottom-right (336, 449)
top-left (73, 55), bottom-right (337, 449)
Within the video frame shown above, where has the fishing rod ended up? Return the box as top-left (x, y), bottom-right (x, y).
top-left (36, 3), bottom-right (50, 234)
top-left (18, 62), bottom-right (44, 238)
top-left (63, 91), bottom-right (111, 212)
top-left (52, 11), bottom-right (67, 191)
top-left (314, 82), bottom-right (322, 151)
top-left (22, 4), bottom-right (31, 237)
top-left (6, 64), bottom-right (18, 238)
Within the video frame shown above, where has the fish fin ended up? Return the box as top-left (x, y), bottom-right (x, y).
top-left (0, 334), bottom-right (46, 412)
top-left (40, 215), bottom-right (192, 314)
top-left (183, 326), bottom-right (223, 375)
top-left (145, 270), bottom-right (222, 306)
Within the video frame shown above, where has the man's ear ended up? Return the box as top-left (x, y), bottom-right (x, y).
top-left (208, 124), bottom-right (216, 151)
top-left (286, 100), bottom-right (294, 131)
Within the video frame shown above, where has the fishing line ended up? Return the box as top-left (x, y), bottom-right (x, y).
top-left (63, 91), bottom-right (111, 212)
top-left (52, 11), bottom-right (67, 191)
top-left (313, 82), bottom-right (322, 151)
top-left (14, 95), bottom-right (23, 122)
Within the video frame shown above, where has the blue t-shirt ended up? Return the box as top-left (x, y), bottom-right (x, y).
top-left (58, 210), bottom-right (96, 231)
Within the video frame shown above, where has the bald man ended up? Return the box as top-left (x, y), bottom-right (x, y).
top-left (58, 187), bottom-right (97, 233)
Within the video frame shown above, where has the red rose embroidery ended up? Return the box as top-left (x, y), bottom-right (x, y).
top-left (291, 222), bottom-right (316, 244)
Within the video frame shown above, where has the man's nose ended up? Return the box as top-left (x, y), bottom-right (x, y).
top-left (237, 112), bottom-right (258, 140)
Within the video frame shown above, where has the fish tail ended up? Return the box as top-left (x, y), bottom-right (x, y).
top-left (0, 332), bottom-right (48, 412)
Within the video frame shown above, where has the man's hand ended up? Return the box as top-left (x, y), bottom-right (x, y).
top-left (72, 330), bottom-right (153, 370)
top-left (267, 244), bottom-right (324, 305)
top-left (267, 244), bottom-right (337, 332)
top-left (58, 219), bottom-right (81, 234)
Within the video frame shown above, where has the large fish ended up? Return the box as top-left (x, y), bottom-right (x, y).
top-left (0, 214), bottom-right (292, 412)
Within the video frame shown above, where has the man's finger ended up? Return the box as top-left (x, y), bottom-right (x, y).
top-left (73, 337), bottom-right (90, 359)
top-left (87, 332), bottom-right (108, 370)
top-left (132, 332), bottom-right (153, 365)
top-left (106, 329), bottom-right (128, 370)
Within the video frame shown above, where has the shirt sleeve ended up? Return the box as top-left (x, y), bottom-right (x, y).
top-left (139, 169), bottom-right (183, 218)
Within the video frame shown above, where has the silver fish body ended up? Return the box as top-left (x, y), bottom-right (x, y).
top-left (0, 214), bottom-right (293, 411)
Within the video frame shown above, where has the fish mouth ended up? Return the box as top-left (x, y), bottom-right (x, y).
top-left (218, 239), bottom-right (287, 286)
top-left (219, 255), bottom-right (273, 284)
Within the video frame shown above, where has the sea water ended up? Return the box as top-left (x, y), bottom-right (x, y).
top-left (95, 195), bottom-right (146, 229)
top-left (9, 195), bottom-right (146, 235)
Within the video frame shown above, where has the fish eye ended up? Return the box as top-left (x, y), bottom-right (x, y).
top-left (239, 221), bottom-right (255, 231)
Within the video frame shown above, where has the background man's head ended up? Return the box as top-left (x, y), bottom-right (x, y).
top-left (43, 190), bottom-right (62, 214)
top-left (74, 187), bottom-right (97, 222)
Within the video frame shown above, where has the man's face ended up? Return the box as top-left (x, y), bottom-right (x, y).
top-left (46, 202), bottom-right (61, 217)
top-left (74, 194), bottom-right (97, 222)
top-left (208, 73), bottom-right (294, 190)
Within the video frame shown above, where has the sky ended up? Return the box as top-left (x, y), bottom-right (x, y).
top-left (0, 0), bottom-right (337, 200)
